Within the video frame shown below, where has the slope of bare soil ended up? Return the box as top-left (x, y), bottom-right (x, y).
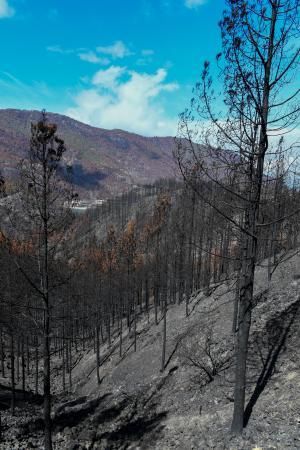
top-left (1, 252), bottom-right (300, 449)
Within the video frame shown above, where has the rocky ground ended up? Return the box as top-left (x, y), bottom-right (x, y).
top-left (1, 252), bottom-right (300, 449)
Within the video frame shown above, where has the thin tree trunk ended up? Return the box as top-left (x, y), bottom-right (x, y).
top-left (43, 330), bottom-right (52, 450)
top-left (232, 269), bottom-right (241, 334)
top-left (35, 340), bottom-right (39, 395)
top-left (96, 326), bottom-right (100, 384)
top-left (231, 275), bottom-right (253, 432)
top-left (68, 338), bottom-right (72, 392)
top-left (133, 291), bottom-right (137, 352)
top-left (22, 339), bottom-right (26, 399)
top-left (62, 332), bottom-right (66, 393)
top-left (42, 146), bottom-right (52, 450)
top-left (1, 333), bottom-right (5, 378)
top-left (231, 207), bottom-right (257, 433)
top-left (26, 337), bottom-right (30, 377)
top-left (16, 338), bottom-right (20, 383)
top-left (10, 333), bottom-right (15, 415)
top-left (161, 296), bottom-right (167, 372)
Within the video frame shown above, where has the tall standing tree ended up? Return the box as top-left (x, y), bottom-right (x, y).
top-left (176, 0), bottom-right (300, 434)
top-left (0, 170), bottom-right (4, 440)
top-left (14, 111), bottom-right (74, 449)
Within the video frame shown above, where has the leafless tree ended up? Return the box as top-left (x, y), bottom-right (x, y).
top-left (14, 111), bottom-right (74, 449)
top-left (175, 0), bottom-right (300, 434)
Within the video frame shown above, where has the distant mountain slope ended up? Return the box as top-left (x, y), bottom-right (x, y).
top-left (0, 109), bottom-right (178, 197)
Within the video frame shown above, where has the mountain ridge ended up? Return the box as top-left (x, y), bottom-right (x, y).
top-left (0, 109), bottom-right (178, 197)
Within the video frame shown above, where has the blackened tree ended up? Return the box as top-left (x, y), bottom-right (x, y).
top-left (15, 111), bottom-right (74, 449)
top-left (176, 0), bottom-right (300, 434)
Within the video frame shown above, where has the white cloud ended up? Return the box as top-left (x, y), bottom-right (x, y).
top-left (141, 49), bottom-right (154, 56)
top-left (47, 45), bottom-right (74, 55)
top-left (96, 41), bottom-right (133, 59)
top-left (185, 0), bottom-right (207, 8)
top-left (79, 51), bottom-right (110, 65)
top-left (0, 0), bottom-right (14, 18)
top-left (92, 66), bottom-right (126, 88)
top-left (136, 49), bottom-right (155, 67)
top-left (47, 41), bottom-right (133, 65)
top-left (66, 66), bottom-right (179, 136)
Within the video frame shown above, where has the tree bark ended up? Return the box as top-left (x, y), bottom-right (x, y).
top-left (10, 333), bottom-right (15, 415)
top-left (43, 330), bottom-right (52, 450)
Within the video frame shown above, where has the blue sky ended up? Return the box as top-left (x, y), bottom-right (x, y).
top-left (0, 0), bottom-right (226, 136)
